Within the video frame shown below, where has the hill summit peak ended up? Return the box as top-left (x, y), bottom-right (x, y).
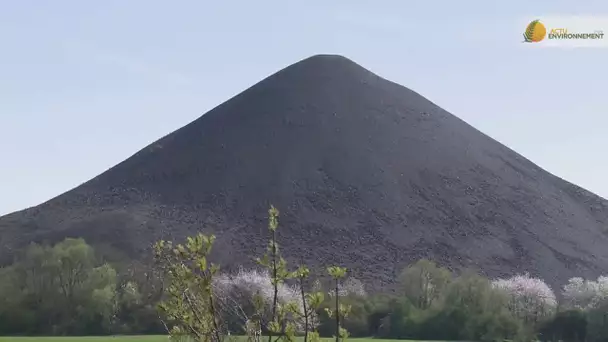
top-left (299, 53), bottom-right (356, 64)
top-left (1, 55), bottom-right (607, 292)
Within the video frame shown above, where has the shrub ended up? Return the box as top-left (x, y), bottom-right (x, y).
top-left (364, 294), bottom-right (392, 336)
top-left (317, 294), bottom-right (369, 338)
top-left (538, 309), bottom-right (587, 342)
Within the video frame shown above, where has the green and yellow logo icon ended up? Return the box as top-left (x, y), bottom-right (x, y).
top-left (523, 20), bottom-right (547, 42)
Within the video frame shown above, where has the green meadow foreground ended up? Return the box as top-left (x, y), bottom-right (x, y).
top-left (0, 337), bottom-right (163, 342)
top-left (0, 337), bottom-right (171, 342)
top-left (0, 338), bottom-right (414, 342)
top-left (0, 337), bottom-right (165, 342)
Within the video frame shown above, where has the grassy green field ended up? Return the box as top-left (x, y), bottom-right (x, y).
top-left (0, 337), bottom-right (165, 342)
top-left (0, 338), bottom-right (414, 342)
top-left (0, 338), bottom-right (163, 342)
top-left (0, 337), bottom-right (171, 342)
top-left (0, 337), bottom-right (169, 342)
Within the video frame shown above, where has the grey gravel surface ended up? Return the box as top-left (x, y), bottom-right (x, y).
top-left (1, 55), bottom-right (607, 291)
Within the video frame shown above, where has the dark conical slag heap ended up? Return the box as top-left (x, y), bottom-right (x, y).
top-left (1, 54), bottom-right (607, 290)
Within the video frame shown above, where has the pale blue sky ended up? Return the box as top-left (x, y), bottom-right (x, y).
top-left (1, 1), bottom-right (607, 216)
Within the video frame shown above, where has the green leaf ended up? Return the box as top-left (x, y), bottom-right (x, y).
top-left (197, 257), bottom-right (207, 271)
top-left (268, 321), bottom-right (282, 333)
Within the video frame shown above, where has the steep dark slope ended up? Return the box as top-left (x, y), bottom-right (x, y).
top-left (1, 55), bottom-right (607, 290)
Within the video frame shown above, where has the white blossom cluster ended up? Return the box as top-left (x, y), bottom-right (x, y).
top-left (328, 277), bottom-right (367, 298)
top-left (492, 273), bottom-right (557, 319)
top-left (213, 267), bottom-right (302, 311)
top-left (213, 267), bottom-right (325, 333)
top-left (562, 276), bottom-right (608, 310)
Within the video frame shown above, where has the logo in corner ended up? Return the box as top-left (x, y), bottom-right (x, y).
top-left (523, 20), bottom-right (547, 42)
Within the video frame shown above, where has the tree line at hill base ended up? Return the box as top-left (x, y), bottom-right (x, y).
top-left (1, 206), bottom-right (608, 342)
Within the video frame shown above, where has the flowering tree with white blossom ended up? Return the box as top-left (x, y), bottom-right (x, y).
top-left (213, 267), bottom-right (304, 331)
top-left (562, 276), bottom-right (608, 310)
top-left (327, 277), bottom-right (367, 298)
top-left (492, 273), bottom-right (557, 326)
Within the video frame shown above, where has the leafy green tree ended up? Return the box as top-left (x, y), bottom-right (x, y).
top-left (381, 297), bottom-right (418, 338)
top-left (0, 238), bottom-right (120, 335)
top-left (79, 263), bottom-right (119, 334)
top-left (293, 265), bottom-right (324, 342)
top-left (53, 238), bottom-right (96, 302)
top-left (364, 294), bottom-right (392, 337)
top-left (153, 206), bottom-right (321, 342)
top-left (430, 270), bottom-right (522, 341)
top-left (325, 266), bottom-right (350, 342)
top-left (13, 242), bottom-right (59, 333)
top-left (154, 234), bottom-right (223, 342)
top-left (398, 259), bottom-right (451, 310)
top-left (255, 205), bottom-right (306, 342)
top-left (0, 266), bottom-right (31, 334)
top-left (116, 259), bottom-right (166, 334)
top-left (538, 309), bottom-right (587, 342)
top-left (587, 297), bottom-right (608, 342)
top-left (49, 238), bottom-right (118, 334)
top-left (338, 295), bottom-right (370, 337)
